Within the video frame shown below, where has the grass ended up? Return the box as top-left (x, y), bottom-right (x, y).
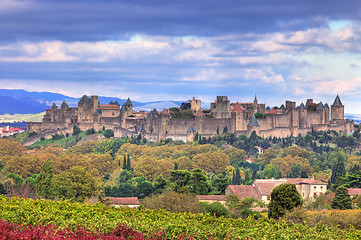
top-left (32, 131), bottom-right (88, 147)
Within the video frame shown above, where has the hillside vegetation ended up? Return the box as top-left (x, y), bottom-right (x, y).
top-left (0, 196), bottom-right (360, 239)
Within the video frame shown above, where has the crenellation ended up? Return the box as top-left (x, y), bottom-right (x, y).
top-left (27, 95), bottom-right (354, 142)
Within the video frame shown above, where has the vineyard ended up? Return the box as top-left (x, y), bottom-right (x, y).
top-left (1, 196), bottom-right (361, 239)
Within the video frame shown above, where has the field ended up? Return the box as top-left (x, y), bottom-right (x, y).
top-left (1, 196), bottom-right (361, 239)
top-left (0, 112), bottom-right (44, 123)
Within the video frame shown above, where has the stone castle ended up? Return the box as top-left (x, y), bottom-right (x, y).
top-left (27, 95), bottom-right (353, 142)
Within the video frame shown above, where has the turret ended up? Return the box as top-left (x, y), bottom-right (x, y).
top-left (331, 95), bottom-right (344, 121)
top-left (187, 124), bottom-right (196, 142)
top-left (247, 114), bottom-right (260, 136)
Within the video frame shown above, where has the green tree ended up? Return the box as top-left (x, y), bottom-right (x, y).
top-left (202, 202), bottom-right (229, 217)
top-left (0, 182), bottom-right (6, 195)
top-left (263, 164), bottom-right (279, 179)
top-left (122, 155), bottom-right (127, 170)
top-left (169, 170), bottom-right (192, 193)
top-left (142, 190), bottom-right (201, 213)
top-left (268, 183), bottom-right (303, 219)
top-left (191, 169), bottom-right (211, 195)
top-left (35, 159), bottom-right (54, 199)
top-left (126, 155), bottom-right (131, 171)
top-left (153, 175), bottom-right (168, 194)
top-left (234, 168), bottom-right (241, 185)
top-left (211, 173), bottom-right (229, 195)
top-left (174, 162), bottom-right (179, 170)
top-left (6, 173), bottom-right (23, 185)
top-left (331, 186), bottom-right (352, 210)
top-left (25, 174), bottom-right (39, 187)
top-left (103, 129), bottom-right (114, 138)
top-left (53, 166), bottom-right (101, 202)
top-left (226, 194), bottom-right (261, 219)
top-left (343, 170), bottom-right (361, 188)
top-left (72, 125), bottom-right (81, 136)
top-left (290, 163), bottom-right (302, 178)
top-left (329, 155), bottom-right (346, 191)
top-left (180, 102), bottom-right (191, 110)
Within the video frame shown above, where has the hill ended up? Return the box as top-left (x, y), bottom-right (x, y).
top-left (0, 89), bottom-right (184, 114)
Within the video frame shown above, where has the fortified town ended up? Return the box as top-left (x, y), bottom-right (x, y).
top-left (27, 95), bottom-right (353, 142)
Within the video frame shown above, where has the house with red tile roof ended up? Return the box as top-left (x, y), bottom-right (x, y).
top-left (196, 195), bottom-right (227, 205)
top-left (328, 188), bottom-right (361, 201)
top-left (106, 197), bottom-right (140, 208)
top-left (226, 178), bottom-right (327, 203)
top-left (0, 126), bottom-right (25, 137)
top-left (225, 185), bottom-right (262, 201)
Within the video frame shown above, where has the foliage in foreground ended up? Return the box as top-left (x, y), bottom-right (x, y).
top-left (0, 196), bottom-right (361, 239)
top-left (0, 219), bottom-right (151, 240)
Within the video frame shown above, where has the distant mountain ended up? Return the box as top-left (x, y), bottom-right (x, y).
top-left (345, 114), bottom-right (361, 123)
top-left (134, 101), bottom-right (181, 111)
top-left (0, 89), bottom-right (184, 114)
top-left (0, 95), bottom-right (49, 114)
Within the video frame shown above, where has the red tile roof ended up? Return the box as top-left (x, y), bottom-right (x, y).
top-left (106, 197), bottom-right (140, 205)
top-left (268, 108), bottom-right (277, 114)
top-left (347, 188), bottom-right (361, 196)
top-left (227, 185), bottom-right (261, 201)
top-left (196, 195), bottom-right (227, 201)
top-left (255, 182), bottom-right (280, 196)
top-left (231, 102), bottom-right (245, 113)
top-left (284, 178), bottom-right (327, 185)
top-left (98, 105), bottom-right (120, 110)
top-left (195, 109), bottom-right (205, 117)
top-left (161, 108), bottom-right (170, 115)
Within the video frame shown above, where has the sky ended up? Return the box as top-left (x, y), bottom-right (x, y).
top-left (1, 0), bottom-right (361, 113)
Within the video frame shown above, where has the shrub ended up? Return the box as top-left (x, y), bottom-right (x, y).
top-left (103, 129), bottom-right (114, 138)
top-left (142, 190), bottom-right (202, 214)
top-left (202, 202), bottom-right (229, 218)
top-left (85, 128), bottom-right (96, 135)
top-left (268, 183), bottom-right (303, 219)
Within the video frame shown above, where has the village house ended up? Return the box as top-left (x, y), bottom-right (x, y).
top-left (105, 197), bottom-right (140, 208)
top-left (226, 178), bottom-right (328, 204)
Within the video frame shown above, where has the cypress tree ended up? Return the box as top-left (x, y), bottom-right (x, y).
top-left (194, 133), bottom-right (199, 142)
top-left (126, 155), bottom-right (131, 171)
top-left (122, 155), bottom-right (127, 170)
top-left (244, 171), bottom-right (250, 183)
top-left (174, 162), bottom-right (179, 170)
top-left (35, 158), bottom-right (54, 199)
top-left (234, 168), bottom-right (241, 185)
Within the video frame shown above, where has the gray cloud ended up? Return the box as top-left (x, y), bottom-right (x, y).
top-left (1, 0), bottom-right (361, 42)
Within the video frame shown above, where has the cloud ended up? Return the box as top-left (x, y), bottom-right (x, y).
top-left (1, 0), bottom-right (361, 42)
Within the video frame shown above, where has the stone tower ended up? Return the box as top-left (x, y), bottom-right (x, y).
top-left (247, 114), bottom-right (260, 135)
top-left (331, 95), bottom-right (344, 121)
top-left (213, 96), bottom-right (230, 118)
top-left (187, 124), bottom-right (196, 142)
top-left (124, 98), bottom-right (133, 116)
top-left (188, 97), bottom-right (201, 111)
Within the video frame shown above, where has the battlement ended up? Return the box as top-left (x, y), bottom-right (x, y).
top-left (27, 94), bottom-right (353, 143)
